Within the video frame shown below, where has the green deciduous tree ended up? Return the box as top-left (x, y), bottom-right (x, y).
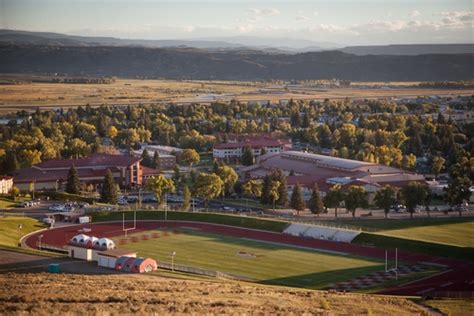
top-left (400, 182), bottom-right (426, 219)
top-left (431, 156), bottom-right (446, 179)
top-left (182, 184), bottom-right (191, 212)
top-left (182, 149), bottom-right (200, 170)
top-left (268, 180), bottom-right (280, 211)
top-left (290, 183), bottom-right (305, 215)
top-left (444, 177), bottom-right (472, 217)
top-left (146, 175), bottom-right (176, 206)
top-left (100, 169), bottom-right (117, 204)
top-left (66, 165), bottom-right (80, 194)
top-left (242, 179), bottom-right (262, 200)
top-left (217, 165), bottom-right (239, 197)
top-left (374, 185), bottom-right (397, 218)
top-left (194, 172), bottom-right (224, 208)
top-left (323, 185), bottom-right (344, 218)
top-left (344, 185), bottom-right (369, 218)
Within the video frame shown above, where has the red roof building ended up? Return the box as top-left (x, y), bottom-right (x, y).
top-left (213, 137), bottom-right (292, 161)
top-left (13, 153), bottom-right (145, 191)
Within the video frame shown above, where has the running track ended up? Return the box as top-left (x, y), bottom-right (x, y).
top-left (24, 220), bottom-right (474, 296)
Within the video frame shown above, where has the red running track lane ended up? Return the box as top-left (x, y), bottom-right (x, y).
top-left (24, 220), bottom-right (474, 296)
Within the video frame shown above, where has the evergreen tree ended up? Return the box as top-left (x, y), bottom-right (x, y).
top-left (141, 148), bottom-right (152, 167)
top-left (302, 111), bottom-right (311, 128)
top-left (66, 165), bottom-right (81, 194)
top-left (260, 147), bottom-right (267, 156)
top-left (290, 183), bottom-right (305, 215)
top-left (101, 169), bottom-right (117, 204)
top-left (3, 151), bottom-right (19, 174)
top-left (241, 146), bottom-right (254, 166)
top-left (260, 175), bottom-right (272, 204)
top-left (307, 184), bottom-right (324, 216)
top-left (182, 185), bottom-right (191, 211)
top-left (173, 165), bottom-right (181, 184)
top-left (151, 151), bottom-right (160, 170)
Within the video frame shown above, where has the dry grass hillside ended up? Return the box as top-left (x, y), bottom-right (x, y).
top-left (0, 272), bottom-right (435, 315)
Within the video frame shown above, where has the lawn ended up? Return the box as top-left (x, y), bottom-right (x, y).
top-left (421, 299), bottom-right (474, 316)
top-left (119, 229), bottom-right (384, 289)
top-left (0, 216), bottom-right (45, 248)
top-left (337, 217), bottom-right (474, 248)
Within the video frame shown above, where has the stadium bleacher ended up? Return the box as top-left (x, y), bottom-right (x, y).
top-left (283, 223), bottom-right (360, 243)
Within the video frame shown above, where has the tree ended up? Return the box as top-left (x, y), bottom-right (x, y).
top-left (100, 169), bottom-right (117, 204)
top-left (151, 151), bottom-right (160, 170)
top-left (146, 175), bottom-right (176, 206)
top-left (217, 165), bottom-right (239, 197)
top-left (344, 186), bottom-right (369, 218)
top-left (271, 169), bottom-right (288, 207)
top-left (242, 180), bottom-right (262, 200)
top-left (173, 165), bottom-right (180, 184)
top-left (323, 185), bottom-right (343, 218)
top-left (141, 148), bottom-right (152, 167)
top-left (260, 175), bottom-right (272, 205)
top-left (182, 185), bottom-right (191, 212)
top-left (194, 173), bottom-right (224, 208)
top-left (10, 186), bottom-right (20, 201)
top-left (307, 184), bottom-right (324, 216)
top-left (290, 183), bottom-right (305, 215)
top-left (444, 177), bottom-right (472, 217)
top-left (182, 149), bottom-right (200, 170)
top-left (107, 126), bottom-right (118, 139)
top-left (374, 185), bottom-right (396, 218)
top-left (2, 151), bottom-right (19, 174)
top-left (400, 182), bottom-right (426, 219)
top-left (431, 156), bottom-right (446, 179)
top-left (268, 180), bottom-right (281, 211)
top-left (66, 165), bottom-right (80, 194)
top-left (421, 185), bottom-right (433, 217)
top-left (242, 146), bottom-right (254, 166)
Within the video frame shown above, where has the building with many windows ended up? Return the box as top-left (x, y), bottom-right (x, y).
top-left (13, 154), bottom-right (148, 191)
top-left (213, 137), bottom-right (292, 161)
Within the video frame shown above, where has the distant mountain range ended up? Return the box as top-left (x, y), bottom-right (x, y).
top-left (1, 29), bottom-right (472, 55)
top-left (1, 44), bottom-right (472, 81)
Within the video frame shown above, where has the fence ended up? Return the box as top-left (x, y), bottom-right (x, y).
top-left (158, 261), bottom-right (253, 282)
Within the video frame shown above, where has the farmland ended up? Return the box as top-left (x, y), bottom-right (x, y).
top-left (1, 77), bottom-right (473, 115)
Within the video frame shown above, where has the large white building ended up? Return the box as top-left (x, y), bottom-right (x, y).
top-left (0, 176), bottom-right (13, 194)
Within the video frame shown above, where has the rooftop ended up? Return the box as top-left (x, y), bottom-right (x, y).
top-left (214, 137), bottom-right (290, 150)
top-left (34, 154), bottom-right (140, 170)
top-left (98, 248), bottom-right (137, 258)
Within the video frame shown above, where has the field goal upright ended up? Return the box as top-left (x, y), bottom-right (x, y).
top-left (123, 211), bottom-right (137, 236)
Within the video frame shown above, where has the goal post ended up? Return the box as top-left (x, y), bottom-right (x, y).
top-left (123, 211), bottom-right (137, 236)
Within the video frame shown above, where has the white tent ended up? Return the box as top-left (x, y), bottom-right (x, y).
top-left (71, 234), bottom-right (90, 245)
top-left (94, 238), bottom-right (115, 250)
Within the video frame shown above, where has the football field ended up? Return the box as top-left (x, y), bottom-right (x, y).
top-left (118, 229), bottom-right (384, 289)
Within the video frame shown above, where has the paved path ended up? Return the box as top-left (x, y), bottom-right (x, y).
top-left (23, 220), bottom-right (474, 296)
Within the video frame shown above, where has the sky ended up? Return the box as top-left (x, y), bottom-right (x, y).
top-left (0, 0), bottom-right (473, 46)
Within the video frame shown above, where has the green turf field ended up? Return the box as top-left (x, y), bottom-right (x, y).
top-left (119, 229), bottom-right (384, 289)
top-left (336, 217), bottom-right (474, 248)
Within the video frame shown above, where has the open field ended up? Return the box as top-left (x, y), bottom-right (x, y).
top-left (333, 217), bottom-right (474, 248)
top-left (1, 78), bottom-right (473, 114)
top-left (0, 272), bottom-right (440, 315)
top-left (119, 229), bottom-right (383, 290)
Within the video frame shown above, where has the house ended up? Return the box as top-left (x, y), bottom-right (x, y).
top-left (0, 176), bottom-right (13, 194)
top-left (243, 151), bottom-right (425, 199)
top-left (213, 137), bottom-right (292, 161)
top-left (13, 153), bottom-right (144, 191)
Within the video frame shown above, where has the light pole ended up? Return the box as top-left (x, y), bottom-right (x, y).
top-left (171, 251), bottom-right (176, 271)
top-left (38, 234), bottom-right (43, 250)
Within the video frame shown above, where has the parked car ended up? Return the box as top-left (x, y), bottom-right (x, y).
top-left (390, 204), bottom-right (406, 212)
top-left (78, 202), bottom-right (90, 208)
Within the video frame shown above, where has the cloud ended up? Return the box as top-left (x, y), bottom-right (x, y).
top-left (295, 15), bottom-right (310, 21)
top-left (313, 11), bottom-right (319, 17)
top-left (410, 10), bottom-right (420, 18)
top-left (246, 8), bottom-right (280, 17)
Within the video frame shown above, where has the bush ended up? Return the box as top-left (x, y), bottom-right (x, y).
top-left (36, 191), bottom-right (97, 204)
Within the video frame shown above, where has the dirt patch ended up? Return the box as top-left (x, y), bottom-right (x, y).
top-left (0, 272), bottom-right (435, 315)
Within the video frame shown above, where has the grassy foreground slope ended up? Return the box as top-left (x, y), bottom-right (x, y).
top-left (0, 272), bottom-right (434, 315)
top-left (119, 229), bottom-right (382, 289)
top-left (0, 217), bottom-right (45, 248)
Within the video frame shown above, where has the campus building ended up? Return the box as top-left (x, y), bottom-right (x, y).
top-left (132, 145), bottom-right (180, 170)
top-left (0, 176), bottom-right (13, 194)
top-left (13, 153), bottom-right (157, 191)
top-left (242, 151), bottom-right (425, 200)
top-left (213, 137), bottom-right (292, 161)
